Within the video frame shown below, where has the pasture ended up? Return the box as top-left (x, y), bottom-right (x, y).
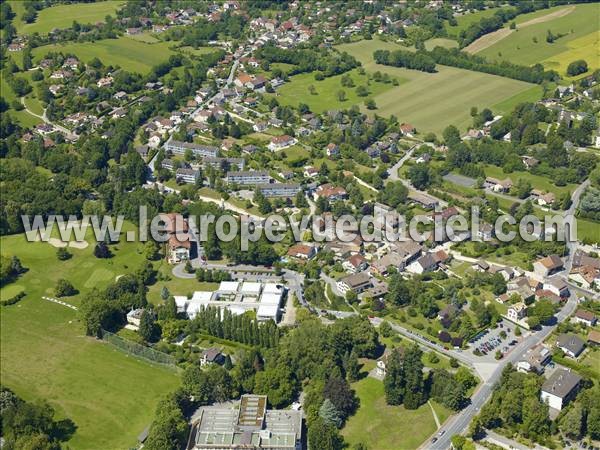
top-left (32, 36), bottom-right (176, 74)
top-left (478, 3), bottom-right (600, 74)
top-left (270, 68), bottom-right (393, 114)
top-left (336, 39), bottom-right (538, 135)
top-left (0, 224), bottom-right (179, 449)
top-left (342, 376), bottom-right (452, 450)
top-left (11, 1), bottom-right (123, 35)
top-left (444, 7), bottom-right (502, 36)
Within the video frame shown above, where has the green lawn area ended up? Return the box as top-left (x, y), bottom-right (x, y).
top-left (0, 225), bottom-right (179, 449)
top-left (342, 377), bottom-right (451, 450)
top-left (1, 73), bottom-right (43, 129)
top-left (270, 68), bottom-right (393, 114)
top-left (483, 164), bottom-right (577, 198)
top-left (32, 36), bottom-right (176, 74)
top-left (444, 7), bottom-right (503, 37)
top-left (12, 1), bottom-right (123, 35)
top-left (147, 261), bottom-right (219, 305)
top-left (478, 3), bottom-right (600, 75)
top-left (577, 217), bottom-right (600, 245)
top-left (336, 39), bottom-right (538, 135)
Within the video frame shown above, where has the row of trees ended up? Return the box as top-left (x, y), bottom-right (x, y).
top-left (373, 49), bottom-right (436, 73)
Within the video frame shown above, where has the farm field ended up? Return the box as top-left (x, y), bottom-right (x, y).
top-left (336, 39), bottom-right (538, 135)
top-left (0, 225), bottom-right (179, 449)
top-left (478, 3), bottom-right (600, 74)
top-left (342, 376), bottom-right (452, 450)
top-left (10, 1), bottom-right (123, 35)
top-left (270, 68), bottom-right (394, 114)
top-left (32, 36), bottom-right (177, 74)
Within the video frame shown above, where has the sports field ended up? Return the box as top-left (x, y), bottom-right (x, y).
top-left (478, 3), bottom-right (600, 75)
top-left (10, 1), bottom-right (123, 35)
top-left (0, 225), bottom-right (179, 449)
top-left (271, 68), bottom-right (394, 114)
top-left (342, 376), bottom-right (452, 450)
top-left (336, 39), bottom-right (538, 135)
top-left (32, 36), bottom-right (176, 74)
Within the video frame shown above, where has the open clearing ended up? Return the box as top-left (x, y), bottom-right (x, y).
top-left (342, 376), bottom-right (452, 450)
top-left (0, 225), bottom-right (178, 449)
top-left (336, 39), bottom-right (538, 135)
top-left (270, 68), bottom-right (393, 114)
top-left (11, 1), bottom-right (123, 35)
top-left (32, 36), bottom-right (176, 74)
top-left (464, 5), bottom-right (576, 54)
top-left (478, 3), bottom-right (600, 70)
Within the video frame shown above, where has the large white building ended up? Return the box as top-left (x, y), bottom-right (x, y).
top-left (540, 368), bottom-right (581, 411)
top-left (174, 280), bottom-right (286, 322)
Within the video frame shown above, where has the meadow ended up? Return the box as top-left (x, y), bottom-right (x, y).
top-left (270, 68), bottom-right (394, 114)
top-left (342, 376), bottom-right (452, 450)
top-left (444, 7), bottom-right (502, 37)
top-left (32, 36), bottom-right (177, 74)
top-left (0, 225), bottom-right (179, 449)
top-left (478, 3), bottom-right (600, 75)
top-left (10, 1), bottom-right (123, 35)
top-left (336, 39), bottom-right (538, 135)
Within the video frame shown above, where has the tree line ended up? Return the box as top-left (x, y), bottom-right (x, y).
top-left (373, 49), bottom-right (437, 73)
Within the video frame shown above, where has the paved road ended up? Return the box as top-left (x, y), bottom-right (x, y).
top-left (565, 179), bottom-right (591, 274)
top-left (20, 97), bottom-right (78, 141)
top-left (428, 291), bottom-right (579, 450)
top-left (386, 144), bottom-right (417, 182)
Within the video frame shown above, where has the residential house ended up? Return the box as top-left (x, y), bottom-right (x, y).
top-left (484, 177), bottom-right (513, 193)
top-left (325, 143), bottom-right (339, 157)
top-left (400, 123), bottom-right (415, 137)
top-left (303, 167), bottom-right (319, 178)
top-left (533, 254), bottom-right (564, 277)
top-left (540, 368), bottom-right (581, 411)
top-left (407, 192), bottom-right (439, 209)
top-left (166, 140), bottom-right (219, 158)
top-left (507, 302), bottom-right (527, 322)
top-left (200, 348), bottom-right (224, 366)
top-left (268, 135), bottom-right (296, 151)
top-left (517, 345), bottom-right (552, 374)
top-left (286, 243), bottom-right (317, 260)
top-left (543, 278), bottom-right (569, 298)
top-left (337, 272), bottom-right (373, 295)
top-left (126, 308), bottom-right (145, 330)
top-left (556, 334), bottom-right (585, 358)
top-left (573, 309), bottom-right (597, 327)
top-left (313, 183), bottom-right (347, 201)
top-left (159, 213), bottom-right (191, 264)
top-left (343, 254), bottom-right (368, 273)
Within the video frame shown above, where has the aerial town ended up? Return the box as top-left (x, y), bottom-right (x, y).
top-left (1, 1), bottom-right (599, 450)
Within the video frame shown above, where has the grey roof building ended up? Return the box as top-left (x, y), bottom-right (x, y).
top-left (556, 334), bottom-right (585, 358)
top-left (187, 395), bottom-right (302, 449)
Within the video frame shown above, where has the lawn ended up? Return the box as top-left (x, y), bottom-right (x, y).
top-left (478, 3), bottom-right (600, 73)
top-left (12, 1), bottom-right (123, 35)
top-left (0, 225), bottom-right (179, 449)
top-left (270, 68), bottom-right (393, 114)
top-left (1, 73), bottom-right (43, 129)
top-left (342, 377), bottom-right (452, 450)
top-left (32, 36), bottom-right (176, 74)
top-left (577, 217), bottom-right (600, 245)
top-left (336, 40), bottom-right (538, 135)
top-left (444, 7), bottom-right (503, 37)
top-left (483, 164), bottom-right (577, 198)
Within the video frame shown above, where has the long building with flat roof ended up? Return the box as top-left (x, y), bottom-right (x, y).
top-left (187, 395), bottom-right (302, 450)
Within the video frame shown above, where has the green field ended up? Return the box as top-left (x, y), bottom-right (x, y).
top-left (0, 226), bottom-right (179, 449)
top-left (1, 74), bottom-right (43, 128)
top-left (342, 376), bottom-right (452, 450)
top-left (478, 3), bottom-right (600, 75)
top-left (577, 217), bottom-right (600, 244)
top-left (336, 39), bottom-right (538, 135)
top-left (483, 165), bottom-right (578, 199)
top-left (445, 7), bottom-right (502, 36)
top-left (32, 36), bottom-right (176, 74)
top-left (270, 68), bottom-right (393, 114)
top-left (11, 1), bottom-right (123, 35)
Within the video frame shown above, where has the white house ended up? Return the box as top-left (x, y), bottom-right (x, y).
top-left (540, 368), bottom-right (581, 411)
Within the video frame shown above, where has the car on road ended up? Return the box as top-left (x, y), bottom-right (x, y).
top-left (431, 437), bottom-right (438, 444)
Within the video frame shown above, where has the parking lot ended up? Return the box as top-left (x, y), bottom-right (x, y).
top-left (468, 319), bottom-right (523, 363)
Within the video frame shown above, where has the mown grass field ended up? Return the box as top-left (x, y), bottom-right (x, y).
top-left (0, 224), bottom-right (179, 449)
top-left (444, 7), bottom-right (502, 37)
top-left (0, 73), bottom-right (43, 128)
top-left (336, 39), bottom-right (538, 135)
top-left (32, 36), bottom-right (176, 74)
top-left (10, 1), bottom-right (123, 35)
top-left (270, 68), bottom-right (394, 114)
top-left (483, 165), bottom-right (578, 198)
top-left (342, 376), bottom-right (452, 450)
top-left (478, 3), bottom-right (600, 75)
top-left (577, 217), bottom-right (600, 245)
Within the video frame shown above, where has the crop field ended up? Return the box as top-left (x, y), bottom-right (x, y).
top-left (270, 68), bottom-right (394, 114)
top-left (10, 1), bottom-right (123, 35)
top-left (478, 3), bottom-right (600, 74)
top-left (0, 225), bottom-right (179, 449)
top-left (32, 36), bottom-right (176, 74)
top-left (336, 39), bottom-right (538, 135)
